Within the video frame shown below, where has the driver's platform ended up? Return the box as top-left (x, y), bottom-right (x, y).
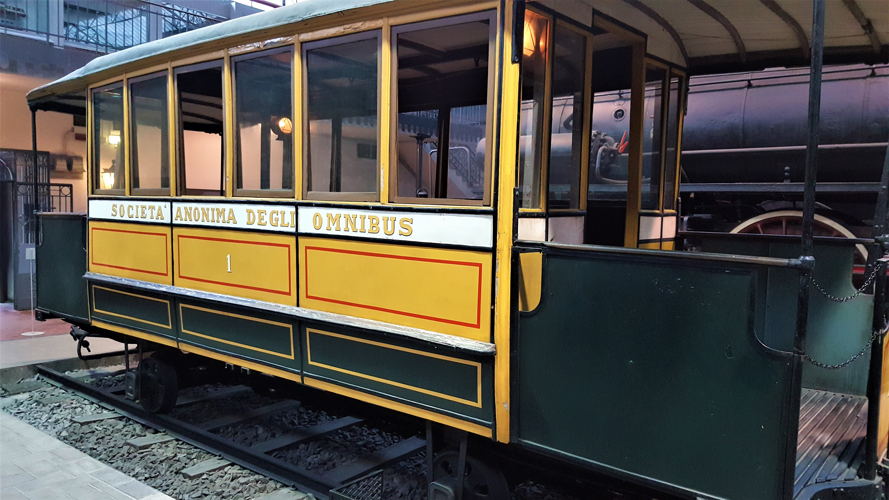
top-left (795, 389), bottom-right (867, 498)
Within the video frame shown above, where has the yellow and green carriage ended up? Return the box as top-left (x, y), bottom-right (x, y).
top-left (26, 0), bottom-right (889, 498)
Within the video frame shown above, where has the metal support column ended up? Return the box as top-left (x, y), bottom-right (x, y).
top-left (795, 0), bottom-right (824, 355)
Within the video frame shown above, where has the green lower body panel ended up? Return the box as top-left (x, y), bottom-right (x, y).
top-left (177, 300), bottom-right (301, 372)
top-left (515, 244), bottom-right (799, 500)
top-left (81, 276), bottom-right (492, 431)
top-left (36, 214), bottom-right (89, 322)
top-left (90, 283), bottom-right (176, 343)
top-left (303, 325), bottom-right (493, 426)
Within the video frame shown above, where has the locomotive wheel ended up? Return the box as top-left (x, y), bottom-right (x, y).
top-left (730, 210), bottom-right (867, 265)
top-left (433, 451), bottom-right (510, 500)
top-left (138, 356), bottom-right (178, 413)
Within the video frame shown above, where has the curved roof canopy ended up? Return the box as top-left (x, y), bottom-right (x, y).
top-left (27, 0), bottom-right (889, 109)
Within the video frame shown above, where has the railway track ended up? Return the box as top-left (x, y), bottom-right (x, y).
top-left (35, 364), bottom-right (426, 500)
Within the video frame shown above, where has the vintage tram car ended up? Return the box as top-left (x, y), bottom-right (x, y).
top-left (24, 0), bottom-right (889, 498)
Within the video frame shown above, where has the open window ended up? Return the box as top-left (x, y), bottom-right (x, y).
top-left (234, 46), bottom-right (294, 197)
top-left (175, 60), bottom-right (224, 196)
top-left (303, 31), bottom-right (379, 201)
top-left (92, 82), bottom-right (125, 194)
top-left (584, 19), bottom-right (644, 246)
top-left (392, 12), bottom-right (495, 205)
top-left (129, 72), bottom-right (169, 195)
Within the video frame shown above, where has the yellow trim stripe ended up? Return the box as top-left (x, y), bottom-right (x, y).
top-left (92, 320), bottom-right (178, 348)
top-left (306, 328), bottom-right (482, 408)
top-left (303, 377), bottom-right (491, 438)
top-left (178, 303), bottom-right (295, 360)
top-left (492, 0), bottom-right (518, 444)
top-left (178, 342), bottom-right (302, 383)
top-left (91, 285), bottom-right (172, 329)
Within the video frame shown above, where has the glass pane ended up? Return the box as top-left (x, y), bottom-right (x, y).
top-left (663, 74), bottom-right (682, 210)
top-left (130, 74), bottom-right (169, 191)
top-left (588, 45), bottom-right (633, 202)
top-left (235, 48), bottom-right (293, 193)
top-left (305, 34), bottom-right (378, 197)
top-left (641, 65), bottom-right (666, 210)
top-left (177, 62), bottom-right (224, 196)
top-left (92, 84), bottom-right (124, 191)
top-left (395, 15), bottom-right (492, 201)
top-left (548, 25), bottom-right (586, 210)
top-left (517, 10), bottom-right (549, 208)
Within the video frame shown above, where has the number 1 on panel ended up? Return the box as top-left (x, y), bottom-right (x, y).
top-left (226, 254), bottom-right (232, 273)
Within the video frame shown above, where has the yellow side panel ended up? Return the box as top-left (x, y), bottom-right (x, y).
top-left (88, 221), bottom-right (172, 284)
top-left (299, 237), bottom-right (492, 341)
top-left (517, 252), bottom-right (543, 313)
top-left (878, 337), bottom-right (889, 458)
top-left (174, 227), bottom-right (296, 305)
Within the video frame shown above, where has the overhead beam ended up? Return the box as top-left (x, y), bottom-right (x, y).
top-left (758, 0), bottom-right (809, 59)
top-left (685, 0), bottom-right (747, 62)
top-left (621, 0), bottom-right (689, 65)
top-left (841, 0), bottom-right (882, 55)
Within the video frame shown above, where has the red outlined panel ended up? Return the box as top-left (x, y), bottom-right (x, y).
top-left (176, 234), bottom-right (293, 296)
top-left (303, 246), bottom-right (483, 329)
top-left (90, 227), bottom-right (169, 277)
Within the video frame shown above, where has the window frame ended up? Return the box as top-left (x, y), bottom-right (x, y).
top-left (664, 67), bottom-right (687, 213)
top-left (232, 45), bottom-right (296, 198)
top-left (301, 29), bottom-right (382, 202)
top-left (389, 10), bottom-right (498, 207)
top-left (546, 19), bottom-right (593, 213)
top-left (173, 58), bottom-right (227, 197)
top-left (639, 57), bottom-right (670, 214)
top-left (90, 81), bottom-right (126, 196)
top-left (127, 70), bottom-right (171, 197)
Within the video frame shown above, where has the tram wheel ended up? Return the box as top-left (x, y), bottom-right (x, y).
top-left (433, 451), bottom-right (510, 500)
top-left (138, 356), bottom-right (178, 413)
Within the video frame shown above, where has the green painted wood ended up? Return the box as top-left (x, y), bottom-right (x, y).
top-left (516, 246), bottom-right (798, 500)
top-left (36, 214), bottom-right (88, 321)
top-left (177, 300), bottom-right (301, 371)
top-left (91, 284), bottom-right (173, 334)
top-left (692, 235), bottom-right (872, 395)
top-left (302, 325), bottom-right (493, 424)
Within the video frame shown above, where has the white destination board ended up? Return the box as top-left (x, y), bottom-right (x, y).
top-left (298, 206), bottom-right (494, 248)
top-left (172, 202), bottom-right (295, 233)
top-left (89, 199), bottom-right (171, 224)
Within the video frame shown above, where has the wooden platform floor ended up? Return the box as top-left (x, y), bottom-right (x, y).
top-left (794, 388), bottom-right (867, 498)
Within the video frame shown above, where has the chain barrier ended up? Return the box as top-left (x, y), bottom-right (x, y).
top-left (802, 258), bottom-right (887, 369)
top-left (802, 322), bottom-right (887, 370)
top-left (810, 264), bottom-right (880, 303)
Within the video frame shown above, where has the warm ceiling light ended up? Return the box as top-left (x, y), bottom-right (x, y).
top-left (101, 171), bottom-right (115, 190)
top-left (277, 117), bottom-right (293, 135)
top-left (107, 130), bottom-right (121, 146)
top-left (523, 19), bottom-right (537, 57)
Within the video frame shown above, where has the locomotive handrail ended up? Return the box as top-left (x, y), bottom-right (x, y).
top-left (680, 230), bottom-right (874, 246)
top-left (517, 240), bottom-right (805, 269)
top-left (83, 272), bottom-right (497, 356)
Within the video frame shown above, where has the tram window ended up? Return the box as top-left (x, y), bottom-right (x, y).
top-left (304, 32), bottom-right (378, 200)
top-left (662, 73), bottom-right (683, 211)
top-left (640, 65), bottom-right (666, 210)
top-left (92, 83), bottom-right (124, 193)
top-left (234, 47), bottom-right (293, 196)
top-left (548, 25), bottom-right (587, 211)
top-left (588, 44), bottom-right (634, 203)
top-left (176, 61), bottom-right (224, 196)
top-left (517, 10), bottom-right (550, 209)
top-left (129, 73), bottom-right (169, 194)
top-left (394, 12), bottom-right (494, 204)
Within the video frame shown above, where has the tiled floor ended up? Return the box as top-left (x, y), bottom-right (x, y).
top-left (0, 412), bottom-right (172, 500)
top-left (0, 303), bottom-right (123, 369)
top-left (0, 303), bottom-right (70, 341)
